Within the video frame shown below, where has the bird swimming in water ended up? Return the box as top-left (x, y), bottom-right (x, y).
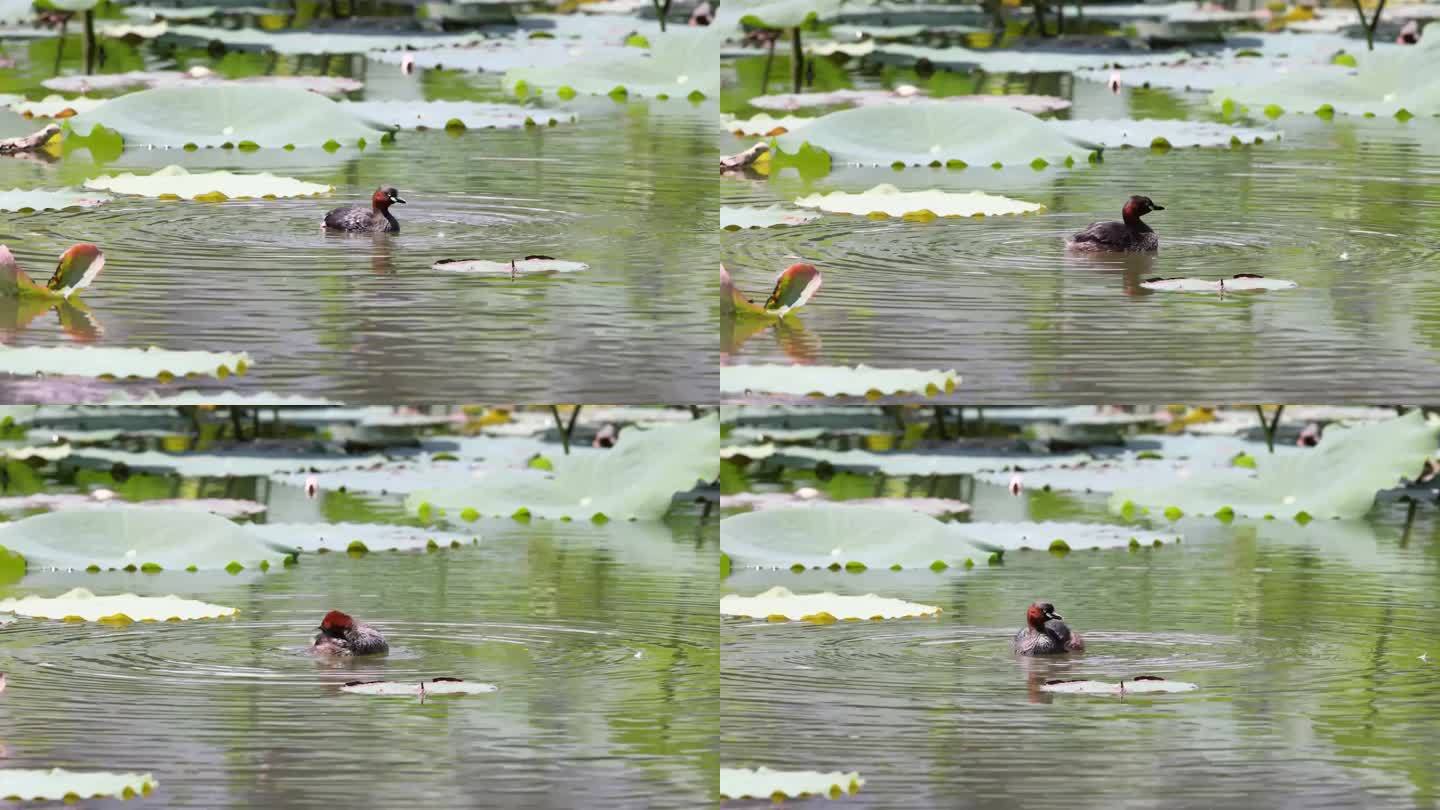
top-left (312, 610), bottom-right (389, 656)
top-left (1066, 196), bottom-right (1164, 253)
top-left (323, 187), bottom-right (405, 233)
top-left (1013, 601), bottom-right (1085, 656)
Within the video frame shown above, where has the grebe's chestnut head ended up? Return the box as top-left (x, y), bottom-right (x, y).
top-left (371, 187), bottom-right (406, 210)
top-left (319, 610), bottom-right (355, 637)
top-left (1122, 195), bottom-right (1163, 222)
top-left (1026, 602), bottom-right (1063, 628)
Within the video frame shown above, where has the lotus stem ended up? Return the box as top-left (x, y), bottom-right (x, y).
top-left (790, 27), bottom-right (803, 94)
top-left (760, 36), bottom-right (775, 95)
top-left (83, 10), bottom-right (94, 75)
top-left (1256, 404), bottom-right (1284, 453)
top-left (550, 405), bottom-right (583, 455)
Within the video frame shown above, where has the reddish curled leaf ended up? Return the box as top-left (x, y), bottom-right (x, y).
top-left (0, 245), bottom-right (47, 297)
top-left (46, 243), bottom-right (105, 297)
top-left (720, 264), bottom-right (768, 318)
top-left (763, 262), bottom-right (822, 315)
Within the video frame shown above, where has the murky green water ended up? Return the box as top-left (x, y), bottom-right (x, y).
top-left (0, 41), bottom-right (716, 402)
top-left (721, 58), bottom-right (1440, 402)
top-left (721, 440), bottom-right (1440, 808)
top-left (0, 431), bottom-right (718, 807)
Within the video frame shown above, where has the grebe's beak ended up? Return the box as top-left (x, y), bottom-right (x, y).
top-left (1045, 609), bottom-right (1062, 620)
top-left (1151, 203), bottom-right (1165, 211)
top-left (391, 195), bottom-right (406, 204)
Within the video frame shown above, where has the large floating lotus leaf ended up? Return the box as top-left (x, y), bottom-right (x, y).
top-left (1110, 411), bottom-right (1439, 520)
top-left (247, 523), bottom-right (478, 553)
top-left (974, 457), bottom-right (1254, 495)
top-left (368, 40), bottom-right (637, 74)
top-left (1042, 678), bottom-right (1199, 695)
top-left (957, 521), bottom-right (1180, 552)
top-left (0, 768), bottom-right (158, 801)
top-left (722, 586), bottom-right (941, 621)
top-left (44, 72), bottom-right (364, 97)
top-left (66, 86), bottom-right (381, 148)
top-left (0, 0), bottom-right (33, 22)
top-left (8, 95), bottom-right (107, 118)
top-left (68, 447), bottom-right (384, 477)
top-left (0, 346), bottom-right (250, 380)
top-left (776, 102), bottom-right (1093, 169)
top-left (794, 184), bottom-right (1044, 219)
top-left (722, 491), bottom-right (971, 517)
top-left (504, 27), bottom-right (719, 99)
top-left (0, 508), bottom-right (291, 571)
top-left (2, 444), bottom-right (71, 461)
top-left (0, 587), bottom-right (237, 621)
top-left (873, 42), bottom-right (1182, 73)
top-left (1076, 60), bottom-right (1353, 94)
top-left (84, 165), bottom-right (332, 200)
top-left (722, 505), bottom-right (987, 569)
top-left (749, 88), bottom-right (927, 111)
top-left (0, 494), bottom-right (265, 518)
top-left (1049, 119), bottom-right (1280, 149)
top-left (162, 24), bottom-right (488, 54)
top-left (720, 768), bottom-right (864, 800)
top-left (341, 677), bottom-right (499, 696)
top-left (1210, 35), bottom-right (1440, 116)
top-left (340, 100), bottom-right (570, 131)
top-left (722, 113), bottom-right (816, 136)
top-left (1140, 275), bottom-right (1298, 292)
top-left (721, 205), bottom-right (821, 230)
top-left (125, 5), bottom-right (277, 21)
top-left (722, 364), bottom-right (959, 398)
top-left (405, 414), bottom-right (719, 521)
top-left (769, 445), bottom-right (1091, 475)
top-left (432, 257), bottom-right (589, 276)
top-left (0, 189), bottom-right (111, 213)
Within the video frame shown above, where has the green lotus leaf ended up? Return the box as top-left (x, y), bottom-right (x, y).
top-left (0, 587), bottom-right (237, 621)
top-left (0, 346), bottom-right (250, 380)
top-left (0, 508), bottom-right (292, 571)
top-left (721, 492), bottom-right (970, 517)
top-left (1140, 275), bottom-right (1299, 292)
top-left (66, 85), bottom-right (381, 148)
top-left (721, 265), bottom-right (770, 320)
top-left (957, 521), bottom-right (1180, 551)
top-left (721, 205), bottom-right (821, 230)
top-left (1041, 678), bottom-right (1199, 695)
top-left (721, 505), bottom-right (986, 569)
top-left (2, 444), bottom-right (71, 461)
top-left (44, 72), bottom-right (364, 97)
top-left (96, 20), bottom-right (168, 39)
top-left (431, 257), bottom-right (589, 276)
top-left (2, 243), bottom-right (106, 301)
top-left (368, 40), bottom-right (637, 74)
top-left (725, 0), bottom-right (851, 28)
top-left (48, 0), bottom-right (98, 10)
top-left (0, 768), bottom-right (158, 801)
top-left (67, 447), bottom-right (385, 477)
top-left (0, 0), bottom-right (34, 22)
top-left (124, 5), bottom-right (277, 21)
top-left (721, 364), bottom-right (959, 398)
top-left (0, 494), bottom-right (264, 518)
top-left (1109, 411), bottom-right (1439, 520)
top-left (768, 444), bottom-right (1104, 476)
top-left (748, 88), bottom-right (928, 111)
top-left (504, 27), bottom-right (718, 99)
top-left (0, 189), bottom-right (111, 213)
top-left (247, 523), bottom-right (478, 553)
top-left (794, 184), bottom-right (1044, 219)
top-left (873, 42), bottom-right (1181, 73)
top-left (722, 586), bottom-right (941, 621)
top-left (775, 102), bottom-right (1094, 169)
top-left (1209, 35), bottom-right (1440, 116)
top-left (84, 166), bottom-right (332, 200)
top-left (340, 101), bottom-right (571, 131)
top-left (1077, 60), bottom-right (1350, 95)
top-left (7, 95), bottom-right (106, 118)
top-left (160, 25), bottom-right (491, 54)
top-left (722, 113), bottom-right (816, 136)
top-left (1049, 119), bottom-right (1280, 149)
top-left (720, 768), bottom-right (864, 800)
top-left (341, 678), bottom-right (499, 696)
top-left (759, 263), bottom-right (822, 317)
top-left (405, 413), bottom-right (718, 520)
top-left (806, 38), bottom-right (877, 57)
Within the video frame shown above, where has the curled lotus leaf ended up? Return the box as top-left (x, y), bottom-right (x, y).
top-left (432, 257), bottom-right (589, 276)
top-left (759, 263), bottom-right (822, 317)
top-left (721, 113), bottom-right (816, 136)
top-left (1041, 677), bottom-right (1199, 695)
top-left (721, 205), bottom-right (821, 230)
top-left (0, 345), bottom-right (251, 380)
top-left (0, 189), bottom-right (111, 213)
top-left (341, 677), bottom-right (499, 696)
top-left (7, 95), bottom-right (107, 118)
top-left (2, 244), bottom-right (106, 301)
top-left (0, 588), bottom-right (238, 622)
top-left (0, 508), bottom-right (291, 571)
top-left (722, 586), bottom-right (941, 621)
top-left (0, 769), bottom-right (158, 802)
top-left (1140, 275), bottom-right (1298, 293)
top-left (721, 364), bottom-right (959, 398)
top-left (720, 768), bottom-right (864, 800)
top-left (776, 102), bottom-right (1094, 169)
top-left (65, 85), bottom-right (381, 148)
top-left (84, 166), bottom-right (333, 200)
top-left (340, 100), bottom-right (571, 131)
top-left (795, 184), bottom-right (1044, 219)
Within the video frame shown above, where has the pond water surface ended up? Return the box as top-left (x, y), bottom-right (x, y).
top-left (722, 456), bottom-right (1440, 808)
top-left (722, 60), bottom-right (1440, 402)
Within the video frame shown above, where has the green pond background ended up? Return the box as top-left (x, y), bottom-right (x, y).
top-left (0, 34), bottom-right (716, 402)
top-left (0, 413), bottom-right (718, 808)
top-left (721, 50), bottom-right (1440, 403)
top-left (721, 415), bottom-right (1440, 808)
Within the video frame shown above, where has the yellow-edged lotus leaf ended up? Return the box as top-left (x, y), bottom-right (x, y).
top-left (720, 767), bottom-right (864, 800)
top-left (84, 166), bottom-right (332, 200)
top-left (794, 184), bottom-right (1044, 218)
top-left (721, 586), bottom-right (941, 621)
top-left (721, 364), bottom-right (959, 397)
top-left (0, 768), bottom-right (158, 801)
top-left (0, 588), bottom-right (237, 621)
